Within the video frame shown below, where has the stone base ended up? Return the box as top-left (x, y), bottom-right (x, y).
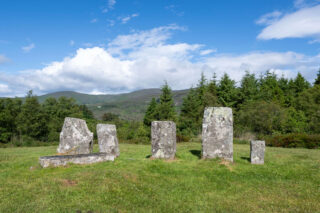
top-left (39, 153), bottom-right (115, 168)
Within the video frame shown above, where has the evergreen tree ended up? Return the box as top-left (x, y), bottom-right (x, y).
top-left (143, 97), bottom-right (158, 126)
top-left (218, 73), bottom-right (238, 107)
top-left (291, 72), bottom-right (310, 94)
top-left (259, 71), bottom-right (285, 105)
top-left (204, 73), bottom-right (219, 107)
top-left (239, 71), bottom-right (258, 104)
top-left (179, 88), bottom-right (201, 135)
top-left (156, 82), bottom-right (177, 121)
top-left (17, 91), bottom-right (48, 140)
top-left (314, 69), bottom-right (320, 85)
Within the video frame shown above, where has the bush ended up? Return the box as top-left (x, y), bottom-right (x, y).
top-left (265, 133), bottom-right (320, 149)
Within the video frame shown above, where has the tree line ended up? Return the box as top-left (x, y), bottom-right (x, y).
top-left (0, 91), bottom-right (94, 145)
top-left (144, 70), bottom-right (320, 139)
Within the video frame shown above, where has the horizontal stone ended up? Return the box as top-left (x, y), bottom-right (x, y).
top-left (39, 153), bottom-right (115, 168)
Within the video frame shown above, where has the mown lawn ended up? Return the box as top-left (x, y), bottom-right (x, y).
top-left (0, 143), bottom-right (319, 212)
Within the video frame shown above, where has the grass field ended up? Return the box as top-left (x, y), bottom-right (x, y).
top-left (0, 143), bottom-right (319, 212)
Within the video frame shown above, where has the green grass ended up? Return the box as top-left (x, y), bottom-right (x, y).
top-left (0, 143), bottom-right (319, 212)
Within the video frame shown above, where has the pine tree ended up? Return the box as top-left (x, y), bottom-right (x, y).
top-left (292, 72), bottom-right (310, 94)
top-left (16, 90), bottom-right (48, 140)
top-left (143, 97), bottom-right (158, 126)
top-left (239, 71), bottom-right (258, 104)
top-left (156, 82), bottom-right (177, 121)
top-left (314, 69), bottom-right (320, 85)
top-left (204, 76), bottom-right (219, 107)
top-left (218, 73), bottom-right (238, 107)
top-left (179, 88), bottom-right (201, 135)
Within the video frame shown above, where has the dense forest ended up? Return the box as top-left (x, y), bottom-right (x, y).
top-left (0, 70), bottom-right (319, 148)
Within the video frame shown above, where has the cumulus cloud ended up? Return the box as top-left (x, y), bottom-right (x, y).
top-left (257, 5), bottom-right (320, 40)
top-left (0, 25), bottom-right (319, 97)
top-left (0, 54), bottom-right (9, 64)
top-left (22, 43), bottom-right (35, 53)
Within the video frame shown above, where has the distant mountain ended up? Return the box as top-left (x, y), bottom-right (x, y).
top-left (36, 89), bottom-right (189, 120)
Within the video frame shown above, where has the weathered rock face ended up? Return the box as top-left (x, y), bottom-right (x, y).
top-left (202, 107), bottom-right (233, 162)
top-left (151, 121), bottom-right (176, 159)
top-left (250, 140), bottom-right (265, 164)
top-left (39, 153), bottom-right (115, 168)
top-left (97, 124), bottom-right (120, 157)
top-left (57, 117), bottom-right (93, 155)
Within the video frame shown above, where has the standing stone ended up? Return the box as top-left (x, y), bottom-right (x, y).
top-left (250, 140), bottom-right (265, 164)
top-left (202, 107), bottom-right (233, 162)
top-left (151, 121), bottom-right (176, 159)
top-left (97, 124), bottom-right (120, 157)
top-left (57, 117), bottom-right (93, 155)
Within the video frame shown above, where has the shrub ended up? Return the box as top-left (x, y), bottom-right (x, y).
top-left (265, 133), bottom-right (320, 149)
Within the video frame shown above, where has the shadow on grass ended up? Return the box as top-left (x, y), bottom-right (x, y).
top-left (190, 150), bottom-right (201, 159)
top-left (145, 155), bottom-right (151, 159)
top-left (241, 156), bottom-right (250, 162)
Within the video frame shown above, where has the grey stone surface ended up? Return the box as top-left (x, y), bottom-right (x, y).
top-left (250, 140), bottom-right (265, 164)
top-left (151, 121), bottom-right (176, 159)
top-left (202, 107), bottom-right (233, 162)
top-left (39, 153), bottom-right (115, 168)
top-left (57, 117), bottom-right (93, 155)
top-left (97, 124), bottom-right (120, 157)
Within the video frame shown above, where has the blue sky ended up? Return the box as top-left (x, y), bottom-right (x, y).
top-left (0, 0), bottom-right (320, 96)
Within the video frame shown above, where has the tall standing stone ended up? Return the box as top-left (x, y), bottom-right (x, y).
top-left (57, 117), bottom-right (93, 155)
top-left (151, 121), bottom-right (176, 159)
top-left (202, 107), bottom-right (233, 162)
top-left (250, 140), bottom-right (265, 164)
top-left (97, 124), bottom-right (120, 157)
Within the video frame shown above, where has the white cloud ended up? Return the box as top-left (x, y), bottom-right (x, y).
top-left (294, 0), bottom-right (320, 8)
top-left (258, 5), bottom-right (320, 40)
top-left (22, 43), bottom-right (35, 53)
top-left (200, 49), bottom-right (217, 56)
top-left (102, 0), bottom-right (116, 13)
top-left (0, 25), bottom-right (319, 97)
top-left (70, 40), bottom-right (75, 46)
top-left (0, 54), bottom-right (9, 64)
top-left (256, 11), bottom-right (282, 25)
top-left (120, 13), bottom-right (139, 24)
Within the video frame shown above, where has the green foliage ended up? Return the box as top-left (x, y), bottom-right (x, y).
top-left (236, 101), bottom-right (286, 135)
top-left (314, 69), bottom-right (320, 85)
top-left (218, 73), bottom-right (239, 107)
top-left (156, 82), bottom-right (177, 121)
top-left (143, 98), bottom-right (157, 126)
top-left (16, 91), bottom-right (49, 141)
top-left (266, 133), bottom-right (320, 149)
top-left (102, 112), bottom-right (120, 122)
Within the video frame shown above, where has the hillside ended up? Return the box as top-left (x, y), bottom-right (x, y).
top-left (36, 89), bottom-right (189, 120)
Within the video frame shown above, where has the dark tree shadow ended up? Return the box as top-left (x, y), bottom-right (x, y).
top-left (241, 157), bottom-right (250, 162)
top-left (145, 155), bottom-right (151, 159)
top-left (190, 150), bottom-right (201, 159)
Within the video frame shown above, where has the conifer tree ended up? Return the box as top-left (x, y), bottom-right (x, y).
top-left (143, 97), bottom-right (158, 126)
top-left (218, 73), bottom-right (238, 107)
top-left (314, 69), bottom-right (320, 85)
top-left (16, 90), bottom-right (48, 140)
top-left (239, 71), bottom-right (258, 104)
top-left (156, 82), bottom-right (177, 121)
top-left (179, 88), bottom-right (201, 135)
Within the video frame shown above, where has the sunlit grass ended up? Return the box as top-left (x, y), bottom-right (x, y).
top-left (0, 143), bottom-right (319, 212)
